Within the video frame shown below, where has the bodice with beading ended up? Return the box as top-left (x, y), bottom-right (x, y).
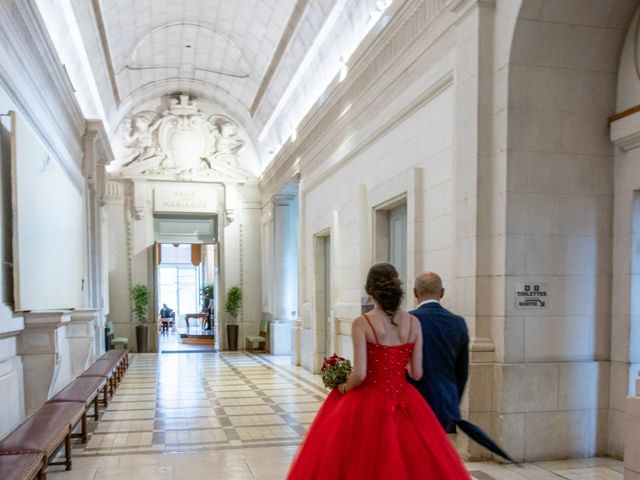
top-left (362, 342), bottom-right (414, 397)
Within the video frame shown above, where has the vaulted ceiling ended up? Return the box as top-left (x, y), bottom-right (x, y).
top-left (70, 0), bottom-right (301, 134)
top-left (37, 0), bottom-right (395, 172)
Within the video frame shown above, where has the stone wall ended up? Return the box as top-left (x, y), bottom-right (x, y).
top-left (0, 0), bottom-right (108, 437)
top-left (260, 0), bottom-right (640, 462)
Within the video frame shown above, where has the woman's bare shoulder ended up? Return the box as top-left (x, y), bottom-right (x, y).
top-left (351, 315), bottom-right (368, 328)
top-left (351, 315), bottom-right (367, 328)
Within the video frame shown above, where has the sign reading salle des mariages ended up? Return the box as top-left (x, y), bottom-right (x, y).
top-left (515, 282), bottom-right (548, 309)
top-left (153, 184), bottom-right (217, 214)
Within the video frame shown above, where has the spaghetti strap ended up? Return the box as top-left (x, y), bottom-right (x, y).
top-left (363, 313), bottom-right (379, 345)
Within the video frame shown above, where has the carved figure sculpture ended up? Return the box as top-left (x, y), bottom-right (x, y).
top-left (119, 96), bottom-right (247, 180)
top-left (121, 112), bottom-right (164, 174)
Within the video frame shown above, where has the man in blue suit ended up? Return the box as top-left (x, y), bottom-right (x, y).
top-left (408, 272), bottom-right (513, 461)
top-left (408, 272), bottom-right (468, 433)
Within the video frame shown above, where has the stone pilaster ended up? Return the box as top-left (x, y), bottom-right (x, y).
top-left (270, 194), bottom-right (296, 355)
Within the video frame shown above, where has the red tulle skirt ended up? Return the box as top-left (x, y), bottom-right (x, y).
top-left (287, 383), bottom-right (470, 479)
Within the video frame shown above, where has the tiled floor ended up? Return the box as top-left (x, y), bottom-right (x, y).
top-left (47, 352), bottom-right (624, 479)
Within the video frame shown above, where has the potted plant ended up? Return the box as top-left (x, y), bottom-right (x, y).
top-left (225, 285), bottom-right (242, 351)
top-left (130, 283), bottom-right (151, 353)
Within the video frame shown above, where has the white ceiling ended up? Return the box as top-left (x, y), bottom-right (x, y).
top-left (88, 0), bottom-right (296, 125)
top-left (44, 0), bottom-right (394, 169)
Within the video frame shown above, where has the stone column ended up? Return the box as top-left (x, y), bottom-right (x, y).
top-left (270, 194), bottom-right (297, 355)
top-left (83, 120), bottom-right (113, 357)
top-left (18, 311), bottom-right (72, 415)
top-left (450, 0), bottom-right (498, 460)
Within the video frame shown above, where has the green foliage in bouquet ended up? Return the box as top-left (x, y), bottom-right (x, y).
top-left (320, 353), bottom-right (352, 389)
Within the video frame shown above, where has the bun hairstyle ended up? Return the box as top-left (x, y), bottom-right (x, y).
top-left (365, 263), bottom-right (403, 324)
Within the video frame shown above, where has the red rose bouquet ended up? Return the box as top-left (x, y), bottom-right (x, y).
top-left (320, 353), bottom-right (352, 389)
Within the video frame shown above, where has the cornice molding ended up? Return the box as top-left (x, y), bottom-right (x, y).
top-left (106, 180), bottom-right (125, 199)
top-left (611, 110), bottom-right (640, 151)
top-left (85, 119), bottom-right (114, 164)
top-left (0, 0), bottom-right (85, 189)
top-left (90, 0), bottom-right (120, 105)
top-left (303, 72), bottom-right (453, 194)
top-left (250, 0), bottom-right (310, 117)
top-left (259, 0), bottom-right (452, 198)
top-left (449, 0), bottom-right (495, 14)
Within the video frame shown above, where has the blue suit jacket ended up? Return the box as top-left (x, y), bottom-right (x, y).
top-left (409, 302), bottom-right (469, 432)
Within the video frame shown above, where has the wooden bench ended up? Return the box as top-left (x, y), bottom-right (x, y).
top-left (46, 376), bottom-right (108, 442)
top-left (79, 358), bottom-right (121, 398)
top-left (101, 349), bottom-right (129, 374)
top-left (0, 402), bottom-right (84, 475)
top-left (0, 452), bottom-right (45, 480)
top-left (0, 348), bottom-right (130, 478)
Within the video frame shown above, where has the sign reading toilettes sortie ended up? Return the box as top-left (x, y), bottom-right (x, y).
top-left (515, 282), bottom-right (548, 309)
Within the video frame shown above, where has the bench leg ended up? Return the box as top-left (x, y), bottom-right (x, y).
top-left (65, 433), bottom-right (72, 470)
top-left (102, 384), bottom-right (108, 407)
top-left (94, 394), bottom-right (100, 421)
top-left (82, 411), bottom-right (87, 443)
top-left (72, 410), bottom-right (88, 443)
top-left (38, 464), bottom-right (46, 480)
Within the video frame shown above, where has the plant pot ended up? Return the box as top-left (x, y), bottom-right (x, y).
top-left (227, 324), bottom-right (238, 351)
top-left (136, 324), bottom-right (149, 353)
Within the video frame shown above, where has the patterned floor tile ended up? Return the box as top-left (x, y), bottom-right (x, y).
top-left (44, 351), bottom-right (625, 480)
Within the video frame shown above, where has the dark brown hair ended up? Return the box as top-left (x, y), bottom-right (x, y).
top-left (365, 263), bottom-right (403, 324)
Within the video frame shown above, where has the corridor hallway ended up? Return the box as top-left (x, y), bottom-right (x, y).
top-left (46, 353), bottom-right (623, 480)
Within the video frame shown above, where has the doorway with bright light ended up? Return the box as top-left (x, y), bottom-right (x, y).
top-left (156, 243), bottom-right (219, 352)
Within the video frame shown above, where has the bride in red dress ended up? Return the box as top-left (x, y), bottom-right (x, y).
top-left (287, 263), bottom-right (470, 479)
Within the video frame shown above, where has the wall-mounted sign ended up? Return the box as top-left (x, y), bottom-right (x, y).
top-left (154, 184), bottom-right (217, 213)
top-left (515, 282), bottom-right (548, 309)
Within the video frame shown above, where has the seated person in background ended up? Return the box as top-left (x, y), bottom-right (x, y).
top-left (158, 304), bottom-right (176, 333)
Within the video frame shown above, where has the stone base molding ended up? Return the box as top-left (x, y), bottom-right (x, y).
top-left (625, 373), bottom-right (640, 479)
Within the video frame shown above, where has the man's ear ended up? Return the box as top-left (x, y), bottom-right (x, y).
top-left (440, 288), bottom-right (445, 300)
top-left (413, 288), bottom-right (418, 300)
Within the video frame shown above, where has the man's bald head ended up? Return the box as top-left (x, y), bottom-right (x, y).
top-left (413, 272), bottom-right (444, 302)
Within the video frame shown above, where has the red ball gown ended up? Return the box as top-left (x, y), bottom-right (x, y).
top-left (287, 332), bottom-right (471, 479)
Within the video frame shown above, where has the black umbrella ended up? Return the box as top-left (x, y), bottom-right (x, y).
top-left (454, 420), bottom-right (514, 463)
